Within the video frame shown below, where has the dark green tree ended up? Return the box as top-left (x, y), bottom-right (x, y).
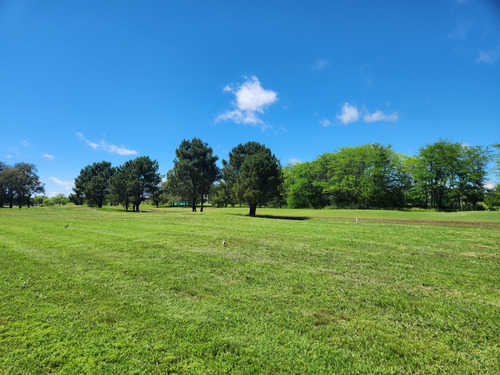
top-left (14, 163), bottom-right (45, 208)
top-left (166, 138), bottom-right (220, 212)
top-left (226, 142), bottom-right (282, 217)
top-left (121, 156), bottom-right (162, 212)
top-left (73, 161), bottom-right (113, 208)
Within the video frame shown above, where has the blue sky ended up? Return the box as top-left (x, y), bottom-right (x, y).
top-left (1, 0), bottom-right (499, 196)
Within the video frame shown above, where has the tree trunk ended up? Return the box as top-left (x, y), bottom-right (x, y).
top-left (200, 199), bottom-right (204, 212)
top-left (249, 204), bottom-right (257, 217)
top-left (192, 199), bottom-right (197, 212)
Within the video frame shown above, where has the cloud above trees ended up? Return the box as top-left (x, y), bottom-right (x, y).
top-left (76, 132), bottom-right (138, 155)
top-left (216, 76), bottom-right (278, 130)
top-left (48, 176), bottom-right (73, 190)
top-left (322, 103), bottom-right (399, 126)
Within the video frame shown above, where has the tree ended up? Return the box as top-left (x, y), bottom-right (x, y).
top-left (0, 163), bottom-right (44, 208)
top-left (14, 163), bottom-right (45, 208)
top-left (166, 138), bottom-right (219, 212)
top-left (0, 162), bottom-right (7, 207)
top-left (52, 193), bottom-right (69, 206)
top-left (73, 161), bottom-right (113, 208)
top-left (225, 142), bottom-right (282, 216)
top-left (121, 156), bottom-right (162, 212)
top-left (284, 161), bottom-right (325, 208)
top-left (108, 166), bottom-right (132, 210)
top-left (410, 140), bottom-right (490, 210)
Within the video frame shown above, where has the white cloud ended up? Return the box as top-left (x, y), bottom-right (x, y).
top-left (313, 58), bottom-right (330, 71)
top-left (216, 76), bottom-right (278, 130)
top-left (319, 118), bottom-right (331, 127)
top-left (477, 46), bottom-right (500, 64)
top-left (6, 155), bottom-right (13, 159)
top-left (363, 110), bottom-right (398, 123)
top-left (42, 153), bottom-right (55, 159)
top-left (336, 103), bottom-right (360, 125)
top-left (22, 140), bottom-right (30, 147)
top-left (76, 132), bottom-right (138, 155)
top-left (289, 158), bottom-right (302, 165)
top-left (48, 176), bottom-right (73, 191)
top-left (484, 181), bottom-right (496, 190)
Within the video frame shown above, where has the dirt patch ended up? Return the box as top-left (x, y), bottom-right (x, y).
top-left (313, 216), bottom-right (500, 228)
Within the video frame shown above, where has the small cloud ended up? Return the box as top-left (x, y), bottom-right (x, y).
top-left (336, 103), bottom-right (360, 125)
top-left (477, 46), bottom-right (500, 64)
top-left (48, 176), bottom-right (73, 191)
top-left (76, 132), bottom-right (138, 155)
top-left (319, 118), bottom-right (331, 127)
top-left (22, 140), bottom-right (30, 147)
top-left (484, 181), bottom-right (496, 190)
top-left (216, 76), bottom-right (278, 131)
top-left (42, 153), bottom-right (55, 159)
top-left (6, 155), bottom-right (13, 159)
top-left (289, 158), bottom-right (302, 165)
top-left (363, 110), bottom-right (398, 123)
top-left (312, 58), bottom-right (330, 71)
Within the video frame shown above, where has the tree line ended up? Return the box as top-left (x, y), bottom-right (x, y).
top-left (70, 140), bottom-right (282, 216)
top-left (284, 141), bottom-right (496, 211)
top-left (0, 162), bottom-right (45, 208)
top-left (2, 139), bottom-right (498, 212)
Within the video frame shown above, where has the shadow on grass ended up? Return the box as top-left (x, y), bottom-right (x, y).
top-left (227, 213), bottom-right (310, 221)
top-left (257, 214), bottom-right (310, 221)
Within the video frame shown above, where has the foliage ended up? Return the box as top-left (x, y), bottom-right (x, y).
top-left (0, 162), bottom-right (45, 208)
top-left (225, 142), bottom-right (282, 216)
top-left (285, 144), bottom-right (410, 209)
top-left (73, 161), bottom-right (114, 208)
top-left (166, 138), bottom-right (219, 212)
top-left (283, 141), bottom-right (490, 211)
top-left (112, 156), bottom-right (162, 212)
top-left (409, 140), bottom-right (490, 210)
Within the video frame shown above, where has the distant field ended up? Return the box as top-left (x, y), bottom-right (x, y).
top-left (1, 206), bottom-right (499, 374)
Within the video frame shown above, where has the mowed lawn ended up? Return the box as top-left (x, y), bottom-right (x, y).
top-left (1, 206), bottom-right (499, 374)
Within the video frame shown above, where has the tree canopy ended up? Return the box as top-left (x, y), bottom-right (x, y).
top-left (0, 163), bottom-right (45, 208)
top-left (225, 142), bottom-right (282, 216)
top-left (166, 138), bottom-right (219, 212)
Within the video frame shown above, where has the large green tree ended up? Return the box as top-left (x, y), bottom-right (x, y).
top-left (121, 156), bottom-right (162, 212)
top-left (410, 140), bottom-right (490, 210)
top-left (225, 142), bottom-right (282, 217)
top-left (0, 163), bottom-right (44, 208)
top-left (73, 161), bottom-right (114, 208)
top-left (166, 138), bottom-right (219, 212)
top-left (14, 163), bottom-right (45, 208)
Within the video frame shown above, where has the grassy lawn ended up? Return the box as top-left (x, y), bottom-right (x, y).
top-left (1, 206), bottom-right (499, 374)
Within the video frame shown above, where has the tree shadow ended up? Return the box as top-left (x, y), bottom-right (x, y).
top-left (227, 213), bottom-right (310, 221)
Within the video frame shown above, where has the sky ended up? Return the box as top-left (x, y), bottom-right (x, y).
top-left (1, 0), bottom-right (499, 197)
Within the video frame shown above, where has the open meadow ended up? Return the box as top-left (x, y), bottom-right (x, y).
top-left (1, 206), bottom-right (499, 374)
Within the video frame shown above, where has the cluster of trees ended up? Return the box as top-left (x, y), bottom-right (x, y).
top-left (166, 140), bottom-right (282, 216)
top-left (32, 194), bottom-right (70, 207)
top-left (284, 140), bottom-right (494, 211)
top-left (3, 138), bottom-right (495, 213)
top-left (70, 156), bottom-right (162, 212)
top-left (0, 162), bottom-right (45, 208)
top-left (70, 139), bottom-right (283, 217)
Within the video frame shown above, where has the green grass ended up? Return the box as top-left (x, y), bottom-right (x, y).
top-left (1, 206), bottom-right (499, 374)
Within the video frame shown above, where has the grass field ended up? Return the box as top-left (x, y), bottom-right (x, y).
top-left (1, 206), bottom-right (499, 374)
